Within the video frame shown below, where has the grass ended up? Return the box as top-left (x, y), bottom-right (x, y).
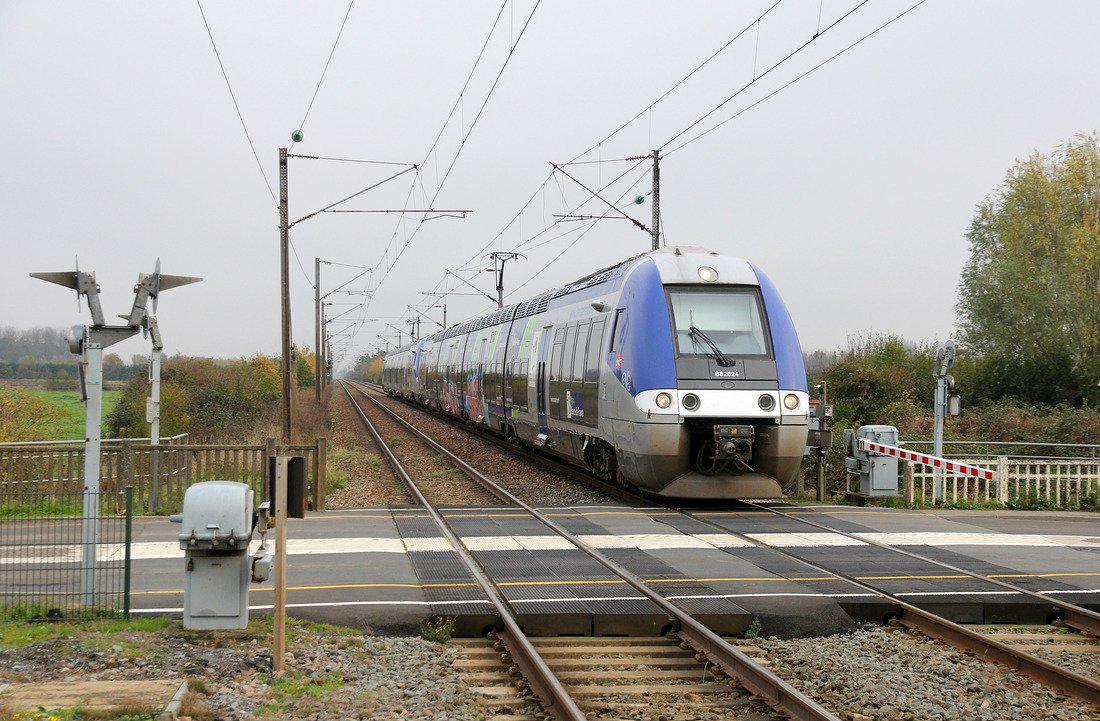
top-left (326, 468), bottom-right (349, 493)
top-left (327, 446), bottom-right (383, 495)
top-left (0, 499), bottom-right (84, 518)
top-left (0, 604), bottom-right (122, 624)
top-left (0, 617), bottom-right (172, 649)
top-left (22, 390), bottom-right (121, 441)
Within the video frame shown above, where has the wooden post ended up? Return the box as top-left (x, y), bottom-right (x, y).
top-left (816, 451), bottom-right (827, 503)
top-left (273, 456), bottom-right (288, 673)
top-left (119, 439), bottom-right (133, 491)
top-left (314, 437), bottom-right (327, 511)
top-left (904, 461), bottom-right (914, 507)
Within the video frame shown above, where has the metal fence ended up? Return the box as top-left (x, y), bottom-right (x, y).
top-left (0, 489), bottom-right (132, 621)
top-left (0, 437), bottom-right (327, 514)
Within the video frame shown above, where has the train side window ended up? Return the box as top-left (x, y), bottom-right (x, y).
top-left (563, 324), bottom-right (579, 383)
top-left (550, 326), bottom-right (565, 382)
top-left (572, 322), bottom-right (590, 382)
top-left (585, 319), bottom-right (605, 383)
top-left (609, 309), bottom-right (624, 352)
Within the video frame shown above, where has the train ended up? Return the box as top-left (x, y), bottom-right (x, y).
top-left (381, 246), bottom-right (808, 499)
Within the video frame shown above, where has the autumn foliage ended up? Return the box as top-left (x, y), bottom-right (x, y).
top-left (0, 388), bottom-right (67, 443)
top-left (107, 355), bottom-right (282, 442)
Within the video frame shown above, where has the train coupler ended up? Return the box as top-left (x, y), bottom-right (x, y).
top-left (713, 424), bottom-right (754, 461)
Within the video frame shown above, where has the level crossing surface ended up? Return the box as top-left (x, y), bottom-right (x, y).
top-left (126, 504), bottom-right (1100, 636)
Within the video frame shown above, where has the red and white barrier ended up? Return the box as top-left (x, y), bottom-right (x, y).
top-left (857, 439), bottom-right (995, 481)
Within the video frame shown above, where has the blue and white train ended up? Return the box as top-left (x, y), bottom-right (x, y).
top-left (382, 246), bottom-right (808, 499)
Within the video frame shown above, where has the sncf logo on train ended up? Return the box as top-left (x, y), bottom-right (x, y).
top-left (566, 391), bottom-right (585, 421)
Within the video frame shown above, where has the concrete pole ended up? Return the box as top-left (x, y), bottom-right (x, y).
top-left (279, 149), bottom-right (293, 444)
top-left (314, 258), bottom-right (321, 401)
top-left (320, 303), bottom-right (328, 389)
top-left (650, 150), bottom-right (660, 251)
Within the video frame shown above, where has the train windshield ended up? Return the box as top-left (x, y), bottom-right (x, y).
top-left (667, 288), bottom-right (770, 357)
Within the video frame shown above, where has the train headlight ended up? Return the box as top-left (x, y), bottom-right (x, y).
top-left (698, 266), bottom-right (719, 282)
top-left (783, 393), bottom-right (800, 411)
top-left (758, 394), bottom-right (775, 411)
top-left (682, 393), bottom-right (700, 411)
top-left (656, 392), bottom-right (673, 409)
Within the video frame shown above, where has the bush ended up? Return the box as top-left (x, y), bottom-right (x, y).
top-left (107, 355), bottom-right (282, 442)
top-left (0, 388), bottom-right (67, 442)
top-left (807, 332), bottom-right (1100, 493)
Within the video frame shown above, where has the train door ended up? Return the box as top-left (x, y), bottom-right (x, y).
top-left (503, 360), bottom-right (513, 421)
top-left (535, 326), bottom-right (552, 441)
top-left (583, 319), bottom-right (605, 425)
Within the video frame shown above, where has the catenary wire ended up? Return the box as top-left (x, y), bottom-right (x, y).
top-left (420, 0), bottom-right (892, 330)
top-left (660, 0), bottom-right (873, 151)
top-left (403, 0), bottom-right (803, 328)
top-left (290, 0), bottom-right (356, 150)
top-left (359, 1), bottom-right (543, 319)
top-left (665, 0), bottom-right (930, 156)
top-left (195, 0), bottom-right (275, 203)
top-left (355, 1), bottom-right (909, 360)
top-left (567, 0), bottom-right (783, 165)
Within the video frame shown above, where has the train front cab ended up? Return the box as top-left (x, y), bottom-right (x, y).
top-left (608, 253), bottom-right (808, 499)
top-left (665, 277), bottom-right (808, 498)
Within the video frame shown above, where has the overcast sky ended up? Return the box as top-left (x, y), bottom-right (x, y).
top-left (4, 1), bottom-right (1099, 371)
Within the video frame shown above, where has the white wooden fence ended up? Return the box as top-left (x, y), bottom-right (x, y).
top-left (905, 456), bottom-right (1099, 507)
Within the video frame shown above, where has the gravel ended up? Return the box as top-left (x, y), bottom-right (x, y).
top-left (333, 387), bottom-right (620, 508)
top-left (739, 628), bottom-right (1100, 721)
top-left (0, 625), bottom-right (507, 720)
top-left (3, 623), bottom-right (1098, 720)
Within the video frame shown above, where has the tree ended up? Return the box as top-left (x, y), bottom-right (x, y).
top-left (107, 355), bottom-right (281, 442)
top-left (16, 356), bottom-right (41, 379)
top-left (957, 133), bottom-right (1100, 405)
top-left (348, 351), bottom-right (385, 382)
top-left (103, 353), bottom-right (125, 381)
top-left (296, 346), bottom-right (315, 389)
top-left (0, 388), bottom-right (66, 442)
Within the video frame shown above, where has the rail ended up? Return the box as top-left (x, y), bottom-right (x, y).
top-left (340, 383), bottom-right (587, 721)
top-left (714, 502), bottom-right (1100, 709)
top-left (345, 382), bottom-right (843, 721)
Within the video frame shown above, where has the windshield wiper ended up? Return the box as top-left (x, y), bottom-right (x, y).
top-left (689, 326), bottom-right (732, 367)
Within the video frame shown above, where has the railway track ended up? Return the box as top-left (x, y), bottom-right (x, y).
top-left (340, 381), bottom-right (1100, 716)
top-left (347, 380), bottom-right (626, 505)
top-left (673, 502), bottom-right (1100, 709)
top-left (339, 381), bottom-right (842, 721)
top-left (452, 636), bottom-right (790, 719)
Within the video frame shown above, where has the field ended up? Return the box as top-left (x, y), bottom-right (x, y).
top-left (23, 389), bottom-right (122, 441)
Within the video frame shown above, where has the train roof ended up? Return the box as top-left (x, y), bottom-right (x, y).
top-left (391, 246), bottom-right (756, 353)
